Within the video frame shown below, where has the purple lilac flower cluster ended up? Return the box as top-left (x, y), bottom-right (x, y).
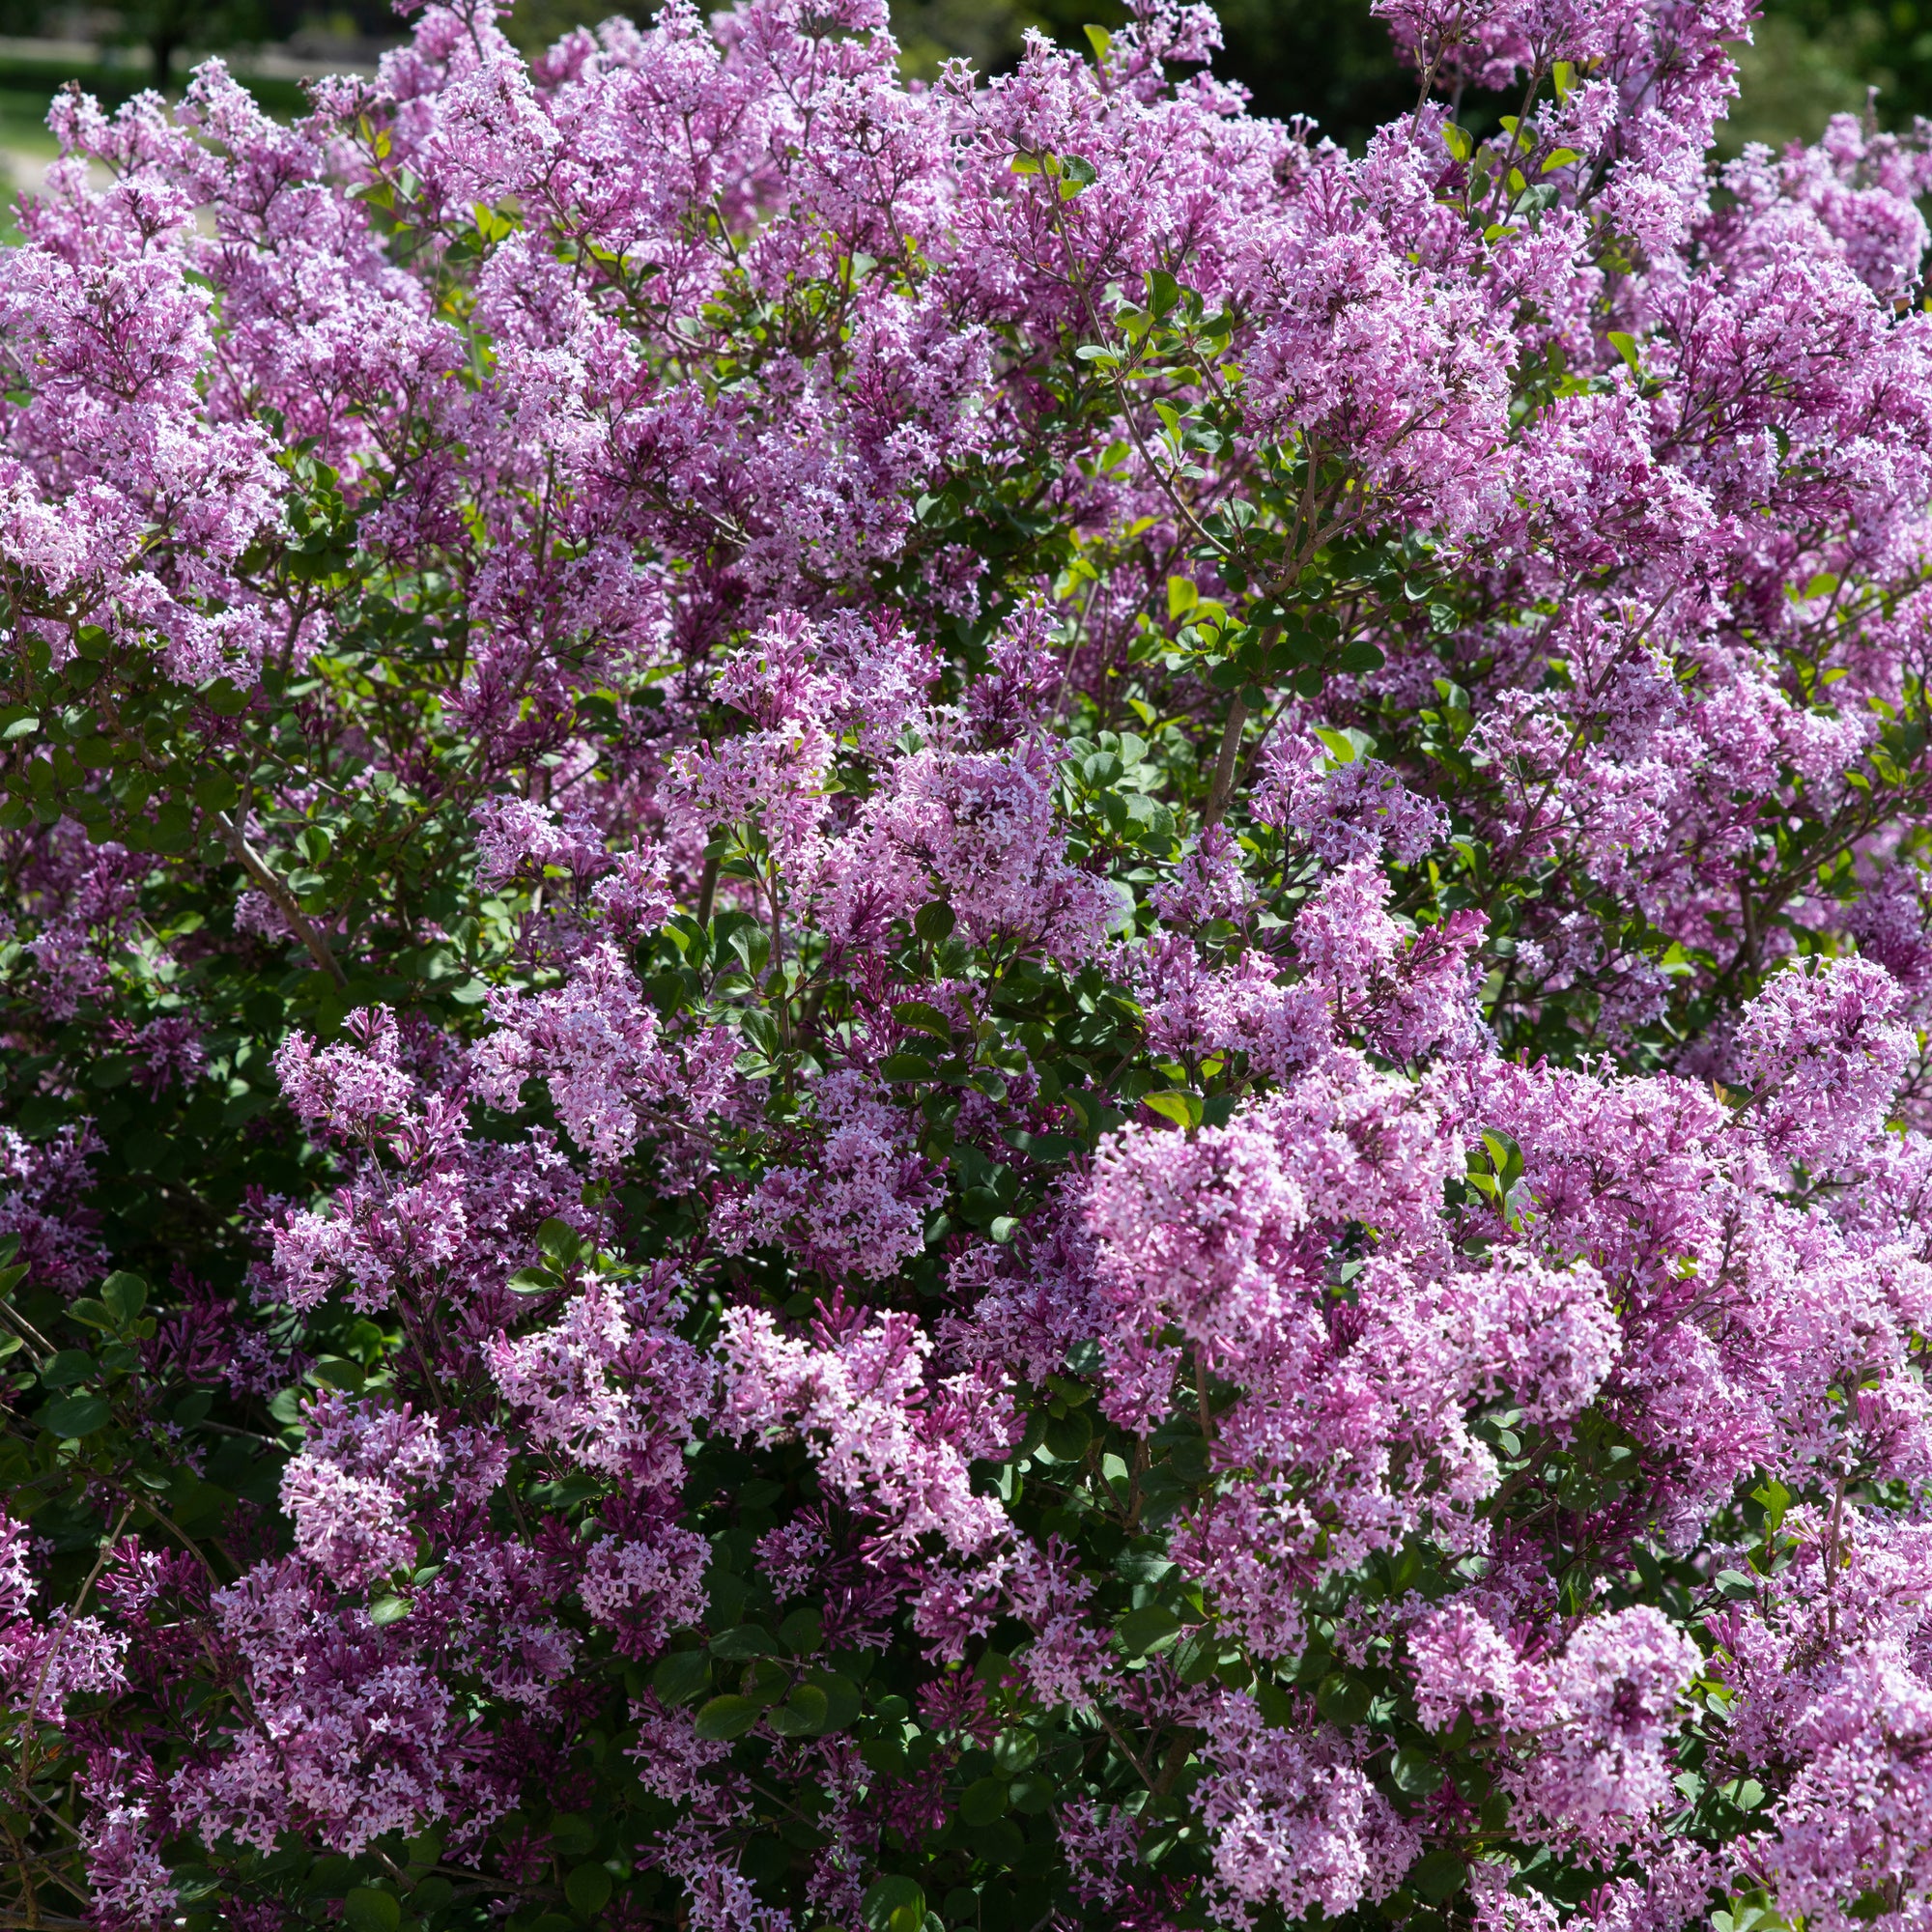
top-left (3, 0), bottom-right (1932, 1929)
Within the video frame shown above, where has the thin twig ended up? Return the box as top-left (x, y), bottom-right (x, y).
top-left (210, 810), bottom-right (348, 987)
top-left (1202, 696), bottom-right (1248, 827)
top-left (15, 1502), bottom-right (134, 1800)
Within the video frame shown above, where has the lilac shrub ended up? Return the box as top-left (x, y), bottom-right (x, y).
top-left (3, 0), bottom-right (1932, 1929)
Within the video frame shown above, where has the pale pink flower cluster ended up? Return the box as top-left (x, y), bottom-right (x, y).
top-left (717, 1304), bottom-right (1011, 1558)
top-left (473, 942), bottom-right (738, 1164)
top-left (1197, 1693), bottom-right (1419, 1925)
top-left (279, 1391), bottom-right (459, 1587)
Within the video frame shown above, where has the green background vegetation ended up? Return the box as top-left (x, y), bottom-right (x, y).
top-left (0, 0), bottom-right (1924, 212)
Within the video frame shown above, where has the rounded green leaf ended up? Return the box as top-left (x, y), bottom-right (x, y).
top-left (862, 1876), bottom-right (925, 1932)
top-left (1042, 1406), bottom-right (1093, 1462)
top-left (778, 1605), bottom-right (823, 1656)
top-left (1116, 1604), bottom-right (1181, 1658)
top-left (1317, 1670), bottom-right (1374, 1726)
top-left (39, 1393), bottom-right (110, 1438)
top-left (1009, 1775), bottom-right (1053, 1815)
top-left (1406, 1850), bottom-right (1468, 1903)
top-left (891, 1000), bottom-right (953, 1039)
top-left (343, 1889), bottom-right (402, 1932)
top-left (958, 1775), bottom-right (1010, 1826)
top-left (651, 1647), bottom-right (711, 1706)
top-left (41, 1349), bottom-right (96, 1389)
top-left (693, 1694), bottom-right (761, 1741)
top-left (564, 1863), bottom-right (612, 1918)
top-left (1391, 1746), bottom-right (1445, 1797)
top-left (803, 1668), bottom-right (863, 1732)
top-left (708, 1623), bottom-right (780, 1661)
top-left (411, 1878), bottom-right (453, 1915)
top-left (913, 901), bottom-right (955, 943)
top-left (766, 1684), bottom-right (829, 1737)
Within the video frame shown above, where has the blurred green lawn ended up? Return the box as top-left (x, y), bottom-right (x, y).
top-left (0, 54), bottom-right (307, 242)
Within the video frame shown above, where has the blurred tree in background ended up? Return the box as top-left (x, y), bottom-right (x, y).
top-left (1719, 2), bottom-right (1932, 153)
top-left (0, 0), bottom-right (1925, 162)
top-left (888, 0), bottom-right (1931, 153)
top-left (113, 0), bottom-right (265, 85)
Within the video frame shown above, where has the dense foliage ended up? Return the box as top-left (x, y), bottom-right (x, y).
top-left (5, 3), bottom-right (1932, 1932)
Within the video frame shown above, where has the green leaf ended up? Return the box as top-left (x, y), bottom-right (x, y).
top-left (39, 1393), bottom-right (110, 1438)
top-left (652, 1648), bottom-right (712, 1705)
top-left (1313, 725), bottom-right (1366, 766)
top-left (913, 900), bottom-right (956, 943)
top-left (369, 1595), bottom-right (412, 1627)
top-left (1083, 22), bottom-right (1110, 59)
top-left (565, 1863), bottom-right (612, 1918)
top-left (1042, 1406), bottom-right (1094, 1462)
top-left (154, 800), bottom-right (195, 853)
top-left (709, 1624), bottom-right (780, 1660)
top-left (863, 1876), bottom-right (926, 1932)
top-left (551, 1813), bottom-right (598, 1859)
top-left (1715, 1569), bottom-right (1759, 1599)
top-left (694, 1694), bottom-right (762, 1741)
top-left (803, 1668), bottom-right (863, 1733)
top-left (535, 1218), bottom-right (582, 1267)
top-left (779, 1605), bottom-right (824, 1655)
top-left (99, 1270), bottom-right (149, 1321)
top-left (1058, 154), bottom-right (1097, 197)
top-left (1142, 1091), bottom-right (1202, 1129)
top-left (1442, 122), bottom-right (1472, 162)
top-left (958, 1776), bottom-right (1010, 1825)
top-left (1145, 269), bottom-right (1179, 316)
top-left (1406, 1850), bottom-right (1468, 1904)
top-left (342, 1889), bottom-right (402, 1932)
top-left (1117, 1604), bottom-right (1181, 1658)
top-left (1167, 575), bottom-right (1199, 620)
top-left (201, 676), bottom-right (252, 716)
top-left (767, 1684), bottom-right (830, 1737)
top-left (1607, 329), bottom-right (1641, 373)
top-left (1254, 1679), bottom-right (1294, 1728)
top-left (1391, 1747), bottom-right (1445, 1796)
top-left (41, 1349), bottom-right (96, 1389)
top-left (892, 1000), bottom-right (953, 1040)
top-left (882, 1053), bottom-right (939, 1083)
top-left (1750, 1478), bottom-right (1791, 1535)
top-left (1316, 1671), bottom-right (1373, 1726)
top-left (1479, 1127), bottom-right (1524, 1197)
top-left (1542, 147), bottom-right (1581, 171)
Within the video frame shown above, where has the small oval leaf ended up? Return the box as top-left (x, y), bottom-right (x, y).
top-left (766, 1684), bottom-right (829, 1737)
top-left (958, 1775), bottom-right (1010, 1825)
top-left (693, 1693), bottom-right (762, 1741)
top-left (39, 1393), bottom-right (110, 1438)
top-left (564, 1862), bottom-right (613, 1918)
